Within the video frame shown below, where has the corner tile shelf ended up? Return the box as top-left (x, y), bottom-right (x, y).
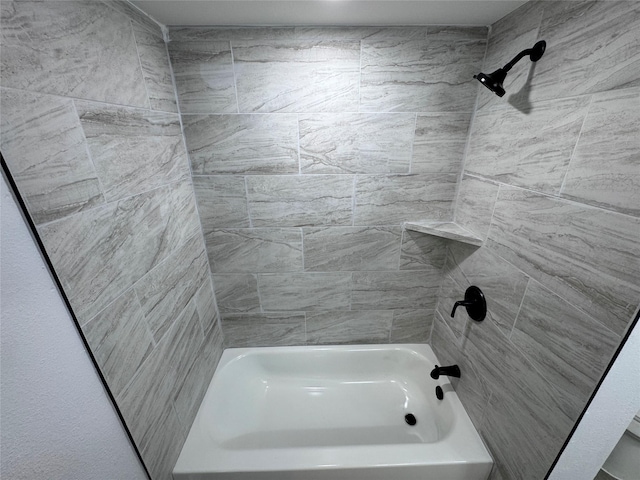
top-left (404, 221), bottom-right (483, 246)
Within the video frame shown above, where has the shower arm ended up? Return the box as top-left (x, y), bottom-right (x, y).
top-left (501, 48), bottom-right (534, 73)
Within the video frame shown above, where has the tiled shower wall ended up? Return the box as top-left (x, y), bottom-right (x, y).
top-left (0, 1), bottom-right (224, 479)
top-left (431, 1), bottom-right (640, 479)
top-left (167, 26), bottom-right (487, 346)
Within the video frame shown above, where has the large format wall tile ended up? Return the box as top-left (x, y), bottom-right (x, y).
top-left (82, 289), bottom-right (155, 397)
top-left (487, 187), bottom-right (640, 336)
top-left (38, 181), bottom-right (200, 323)
top-left (0, 88), bottom-right (104, 224)
top-left (411, 112), bottom-right (472, 174)
top-left (399, 230), bottom-right (447, 271)
top-left (221, 312), bottom-right (306, 347)
top-left (134, 234), bottom-right (209, 342)
top-left (360, 30), bottom-right (486, 112)
top-left (232, 39), bottom-right (360, 112)
top-left (76, 101), bottom-right (190, 202)
top-left (442, 242), bottom-right (530, 338)
top-left (390, 309), bottom-right (433, 343)
top-left (306, 310), bottom-right (393, 344)
top-left (561, 88), bottom-right (640, 216)
top-left (0, 1), bottom-right (148, 107)
top-left (183, 114), bottom-right (299, 175)
top-left (194, 277), bottom-right (219, 334)
top-left (299, 113), bottom-right (415, 174)
top-left (132, 22), bottom-right (178, 113)
top-left (454, 175), bottom-right (500, 240)
top-left (351, 271), bottom-right (440, 310)
top-left (117, 299), bottom-right (203, 461)
top-left (259, 272), bottom-right (352, 311)
top-left (465, 96), bottom-right (591, 194)
top-left (247, 175), bottom-right (354, 227)
top-left (354, 174), bottom-right (456, 225)
top-left (168, 33), bottom-right (236, 114)
top-left (303, 226), bottom-right (402, 271)
top-left (511, 279), bottom-right (619, 419)
top-left (531, 0), bottom-right (640, 103)
top-left (193, 175), bottom-right (250, 229)
top-left (212, 274), bottom-right (261, 314)
top-left (205, 228), bottom-right (303, 273)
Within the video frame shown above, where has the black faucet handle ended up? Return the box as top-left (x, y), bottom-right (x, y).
top-left (450, 286), bottom-right (486, 322)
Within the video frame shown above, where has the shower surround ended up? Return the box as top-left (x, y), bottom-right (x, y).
top-left (430, 1), bottom-right (640, 479)
top-left (1, 1), bottom-right (639, 480)
top-left (167, 25), bottom-right (488, 346)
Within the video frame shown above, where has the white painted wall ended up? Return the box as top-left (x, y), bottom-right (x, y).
top-left (0, 175), bottom-right (148, 480)
top-left (548, 318), bottom-right (640, 480)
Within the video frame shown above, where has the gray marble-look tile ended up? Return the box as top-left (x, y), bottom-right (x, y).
top-left (131, 22), bottom-right (178, 113)
top-left (206, 228), bottom-right (303, 273)
top-left (465, 96), bottom-right (591, 194)
top-left (193, 175), bottom-right (250, 229)
top-left (194, 277), bottom-right (219, 335)
top-left (411, 112), bottom-right (472, 174)
top-left (351, 271), bottom-right (440, 310)
top-left (75, 101), bottom-right (189, 202)
top-left (480, 378), bottom-right (574, 480)
top-left (140, 403), bottom-right (185, 480)
top-left (212, 274), bottom-right (261, 314)
top-left (247, 175), bottom-right (354, 227)
top-left (0, 88), bottom-right (104, 225)
top-left (221, 312), bottom-right (306, 347)
top-left (0, 1), bottom-right (148, 107)
top-left (168, 37), bottom-right (236, 113)
top-left (103, 0), bottom-right (165, 39)
top-left (360, 34), bottom-right (486, 112)
top-left (487, 186), bottom-right (640, 335)
top-left (465, 294), bottom-right (593, 429)
top-left (232, 39), bottom-right (360, 112)
top-left (299, 113), bottom-right (415, 174)
top-left (531, 0), bottom-right (640, 103)
top-left (445, 242), bottom-right (530, 338)
top-left (354, 174), bottom-right (456, 225)
top-left (82, 289), bottom-right (154, 397)
top-left (389, 309), bottom-right (433, 343)
top-left (183, 114), bottom-right (299, 175)
top-left (399, 229), bottom-right (447, 271)
top-left (117, 298), bottom-right (203, 454)
top-left (561, 88), bottom-right (640, 216)
top-left (454, 175), bottom-right (500, 241)
top-left (258, 272), bottom-right (352, 311)
top-left (134, 234), bottom-right (209, 342)
top-left (38, 181), bottom-right (200, 323)
top-left (173, 321), bottom-right (224, 434)
top-left (511, 279), bottom-right (620, 419)
top-left (303, 226), bottom-right (402, 272)
top-left (306, 310), bottom-right (393, 345)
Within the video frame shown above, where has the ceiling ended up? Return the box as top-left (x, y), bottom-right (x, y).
top-left (131, 0), bottom-right (528, 27)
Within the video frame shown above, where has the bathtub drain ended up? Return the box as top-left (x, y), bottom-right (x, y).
top-left (405, 413), bottom-right (417, 426)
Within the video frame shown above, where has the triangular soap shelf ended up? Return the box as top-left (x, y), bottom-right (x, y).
top-left (404, 221), bottom-right (483, 246)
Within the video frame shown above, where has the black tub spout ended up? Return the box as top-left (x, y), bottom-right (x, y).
top-left (430, 364), bottom-right (461, 379)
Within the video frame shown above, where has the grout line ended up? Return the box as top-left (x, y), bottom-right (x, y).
top-left (558, 94), bottom-right (594, 196)
top-left (244, 176), bottom-right (253, 228)
top-left (229, 40), bottom-right (241, 114)
top-left (508, 277), bottom-right (530, 341)
top-left (130, 19), bottom-right (153, 111)
top-left (408, 112), bottom-right (418, 174)
top-left (450, 29), bottom-right (490, 223)
top-left (133, 288), bottom-right (160, 348)
top-left (483, 183), bottom-right (501, 241)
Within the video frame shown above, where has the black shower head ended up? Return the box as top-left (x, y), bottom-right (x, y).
top-left (474, 40), bottom-right (546, 97)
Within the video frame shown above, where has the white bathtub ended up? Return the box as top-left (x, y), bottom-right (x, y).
top-left (173, 344), bottom-right (493, 480)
